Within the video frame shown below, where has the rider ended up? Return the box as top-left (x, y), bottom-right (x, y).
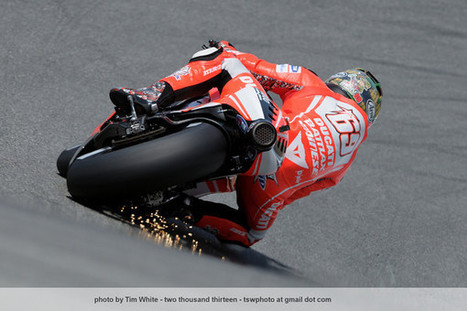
top-left (109, 40), bottom-right (383, 247)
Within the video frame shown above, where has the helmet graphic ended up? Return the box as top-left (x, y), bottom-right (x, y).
top-left (325, 69), bottom-right (382, 126)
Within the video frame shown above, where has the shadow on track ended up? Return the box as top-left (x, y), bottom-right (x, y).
top-left (70, 197), bottom-right (304, 280)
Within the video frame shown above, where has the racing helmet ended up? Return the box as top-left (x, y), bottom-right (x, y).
top-left (325, 69), bottom-right (383, 126)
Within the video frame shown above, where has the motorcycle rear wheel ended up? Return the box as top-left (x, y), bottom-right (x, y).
top-left (66, 122), bottom-right (228, 199)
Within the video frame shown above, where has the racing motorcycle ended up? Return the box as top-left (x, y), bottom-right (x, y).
top-left (57, 88), bottom-right (289, 207)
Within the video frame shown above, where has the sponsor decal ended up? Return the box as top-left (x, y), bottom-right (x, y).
top-left (285, 133), bottom-right (309, 169)
top-left (311, 118), bottom-right (335, 170)
top-left (276, 64), bottom-right (288, 73)
top-left (203, 64), bottom-right (222, 76)
top-left (168, 65), bottom-right (191, 80)
top-left (298, 117), bottom-right (335, 174)
top-left (366, 99), bottom-right (376, 123)
top-left (256, 202), bottom-right (281, 229)
top-left (295, 170), bottom-right (304, 184)
top-left (276, 64), bottom-right (301, 73)
top-left (297, 121), bottom-right (318, 175)
top-left (290, 65), bottom-right (301, 73)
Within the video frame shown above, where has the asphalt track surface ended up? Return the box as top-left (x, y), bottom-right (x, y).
top-left (1, 0), bottom-right (466, 287)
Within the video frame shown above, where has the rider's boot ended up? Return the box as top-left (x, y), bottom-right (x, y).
top-left (109, 81), bottom-right (174, 116)
top-left (156, 194), bottom-right (195, 223)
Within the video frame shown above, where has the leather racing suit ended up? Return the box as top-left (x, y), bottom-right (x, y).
top-left (116, 41), bottom-right (370, 246)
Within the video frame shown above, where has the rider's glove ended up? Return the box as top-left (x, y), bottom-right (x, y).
top-left (202, 39), bottom-right (219, 49)
top-left (202, 40), bottom-right (236, 50)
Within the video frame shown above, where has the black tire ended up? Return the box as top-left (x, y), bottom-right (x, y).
top-left (57, 145), bottom-right (81, 177)
top-left (66, 122), bottom-right (228, 199)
